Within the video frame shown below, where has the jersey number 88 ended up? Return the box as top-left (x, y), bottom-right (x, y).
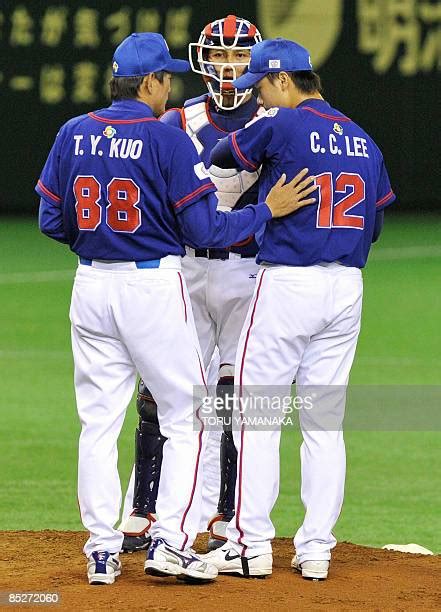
top-left (73, 175), bottom-right (141, 233)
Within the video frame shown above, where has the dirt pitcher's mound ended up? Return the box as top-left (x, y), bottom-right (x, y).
top-left (0, 531), bottom-right (439, 610)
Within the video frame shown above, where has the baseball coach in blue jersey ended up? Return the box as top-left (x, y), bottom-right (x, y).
top-left (204, 39), bottom-right (396, 580)
top-left (36, 32), bottom-right (317, 585)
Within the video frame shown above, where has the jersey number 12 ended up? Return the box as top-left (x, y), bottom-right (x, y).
top-left (315, 172), bottom-right (365, 230)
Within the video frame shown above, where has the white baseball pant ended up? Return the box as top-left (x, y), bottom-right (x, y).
top-left (70, 257), bottom-right (207, 557)
top-left (182, 251), bottom-right (259, 525)
top-left (120, 349), bottom-right (220, 526)
top-left (226, 262), bottom-right (363, 561)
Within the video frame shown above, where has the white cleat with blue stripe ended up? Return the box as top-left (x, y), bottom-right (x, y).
top-left (145, 538), bottom-right (218, 583)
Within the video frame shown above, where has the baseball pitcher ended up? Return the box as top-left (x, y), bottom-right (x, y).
top-left (203, 37), bottom-right (396, 580)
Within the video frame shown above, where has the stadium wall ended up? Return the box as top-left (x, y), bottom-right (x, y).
top-left (1, 0), bottom-right (439, 213)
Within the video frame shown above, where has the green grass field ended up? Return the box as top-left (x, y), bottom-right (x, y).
top-left (0, 216), bottom-right (440, 552)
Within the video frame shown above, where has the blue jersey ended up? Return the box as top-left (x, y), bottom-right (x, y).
top-left (227, 99), bottom-right (396, 268)
top-left (161, 94), bottom-right (261, 258)
top-left (36, 99), bottom-right (218, 260)
top-left (36, 99), bottom-right (272, 260)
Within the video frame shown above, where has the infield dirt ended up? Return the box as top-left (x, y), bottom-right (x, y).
top-left (0, 531), bottom-right (439, 610)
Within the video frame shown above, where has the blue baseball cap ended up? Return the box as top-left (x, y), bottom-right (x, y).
top-left (233, 38), bottom-right (313, 89)
top-left (112, 32), bottom-right (190, 77)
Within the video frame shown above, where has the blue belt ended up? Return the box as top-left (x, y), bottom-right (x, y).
top-left (80, 257), bottom-right (161, 269)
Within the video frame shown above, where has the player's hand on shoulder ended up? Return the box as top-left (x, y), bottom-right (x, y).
top-left (265, 169), bottom-right (317, 219)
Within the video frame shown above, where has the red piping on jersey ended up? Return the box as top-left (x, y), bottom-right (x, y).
top-left (301, 106), bottom-right (352, 122)
top-left (233, 235), bottom-right (254, 247)
top-left (37, 180), bottom-right (61, 202)
top-left (174, 182), bottom-right (215, 209)
top-left (160, 107), bottom-right (186, 130)
top-left (205, 100), bottom-right (228, 133)
top-left (376, 190), bottom-right (394, 207)
top-left (160, 107), bottom-right (181, 119)
top-left (231, 132), bottom-right (258, 171)
top-left (180, 108), bottom-right (187, 131)
top-left (236, 269), bottom-right (266, 556)
top-left (177, 273), bottom-right (206, 550)
top-left (87, 112), bottom-right (157, 124)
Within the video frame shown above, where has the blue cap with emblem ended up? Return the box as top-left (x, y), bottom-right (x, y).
top-left (112, 32), bottom-right (190, 77)
top-left (232, 38), bottom-right (313, 90)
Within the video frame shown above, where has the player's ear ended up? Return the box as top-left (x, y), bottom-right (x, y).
top-left (142, 73), bottom-right (155, 95)
top-left (279, 72), bottom-right (290, 91)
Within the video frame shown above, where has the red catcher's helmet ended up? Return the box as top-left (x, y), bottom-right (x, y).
top-left (189, 15), bottom-right (262, 110)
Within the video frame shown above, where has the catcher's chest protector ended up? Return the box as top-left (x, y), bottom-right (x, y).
top-left (183, 101), bottom-right (260, 212)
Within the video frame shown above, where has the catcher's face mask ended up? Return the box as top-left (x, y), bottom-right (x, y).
top-left (188, 14), bottom-right (262, 110)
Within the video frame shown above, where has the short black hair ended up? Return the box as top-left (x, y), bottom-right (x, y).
top-left (267, 70), bottom-right (323, 95)
top-left (109, 71), bottom-right (167, 101)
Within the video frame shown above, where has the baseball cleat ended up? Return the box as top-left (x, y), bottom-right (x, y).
top-left (291, 555), bottom-right (329, 580)
top-left (201, 545), bottom-right (272, 578)
top-left (207, 513), bottom-right (231, 552)
top-left (87, 551), bottom-right (121, 585)
top-left (119, 512), bottom-right (156, 553)
top-left (145, 538), bottom-right (218, 583)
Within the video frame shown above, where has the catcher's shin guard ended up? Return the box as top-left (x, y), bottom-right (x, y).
top-left (120, 380), bottom-right (166, 553)
top-left (208, 374), bottom-right (237, 551)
